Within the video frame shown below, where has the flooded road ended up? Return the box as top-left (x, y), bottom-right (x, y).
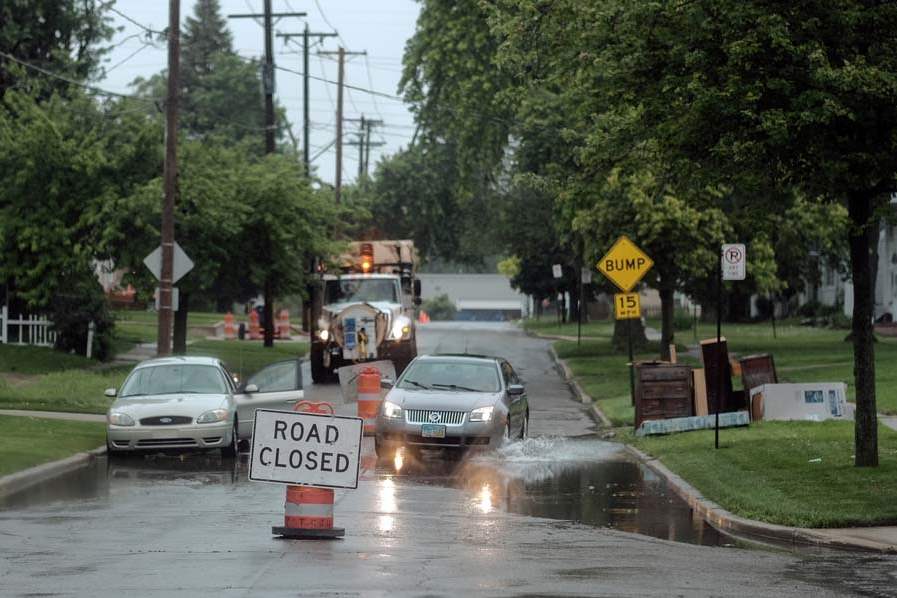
top-left (3, 322), bottom-right (897, 596)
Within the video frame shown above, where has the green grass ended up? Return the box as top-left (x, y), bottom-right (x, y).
top-left (633, 420), bottom-right (897, 528)
top-left (0, 367), bottom-right (130, 414)
top-left (0, 415), bottom-right (106, 477)
top-left (522, 318), bottom-right (614, 338)
top-left (0, 344), bottom-right (97, 374)
top-left (186, 339), bottom-right (308, 380)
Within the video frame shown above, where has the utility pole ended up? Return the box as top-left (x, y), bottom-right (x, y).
top-left (158, 0), bottom-right (180, 357)
top-left (229, 4), bottom-right (305, 347)
top-left (347, 116), bottom-right (384, 180)
top-left (319, 48), bottom-right (365, 204)
top-left (276, 26), bottom-right (338, 176)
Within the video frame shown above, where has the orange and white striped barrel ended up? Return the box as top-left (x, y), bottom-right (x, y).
top-left (277, 308), bottom-right (291, 339)
top-left (248, 310), bottom-right (262, 340)
top-left (284, 486), bottom-right (334, 529)
top-left (224, 312), bottom-right (236, 340)
top-left (357, 367), bottom-right (381, 436)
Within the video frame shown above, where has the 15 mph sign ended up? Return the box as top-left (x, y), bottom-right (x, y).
top-left (249, 409), bottom-right (362, 489)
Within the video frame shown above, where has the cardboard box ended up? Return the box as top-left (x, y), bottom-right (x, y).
top-left (749, 383), bottom-right (849, 422)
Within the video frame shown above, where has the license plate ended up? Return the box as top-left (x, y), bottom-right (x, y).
top-left (420, 424), bottom-right (446, 438)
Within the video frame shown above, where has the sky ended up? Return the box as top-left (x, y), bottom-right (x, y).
top-left (99, 0), bottom-right (421, 187)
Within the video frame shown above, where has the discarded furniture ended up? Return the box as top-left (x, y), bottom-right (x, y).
top-left (634, 362), bottom-right (694, 429)
top-left (749, 382), bottom-right (849, 422)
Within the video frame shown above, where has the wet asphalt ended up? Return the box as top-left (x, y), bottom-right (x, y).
top-left (2, 322), bottom-right (897, 596)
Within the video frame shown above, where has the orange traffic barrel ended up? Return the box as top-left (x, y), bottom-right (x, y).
top-left (248, 309), bottom-right (262, 340)
top-left (224, 312), bottom-right (236, 340)
top-left (357, 367), bottom-right (382, 436)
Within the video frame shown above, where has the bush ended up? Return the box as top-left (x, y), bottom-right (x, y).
top-left (421, 293), bottom-right (456, 321)
top-left (672, 309), bottom-right (693, 332)
top-left (798, 300), bottom-right (823, 318)
top-left (829, 313), bottom-right (852, 330)
top-left (48, 264), bottom-right (114, 360)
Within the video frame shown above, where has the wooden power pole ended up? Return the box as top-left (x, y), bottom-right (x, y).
top-left (158, 0), bottom-right (180, 357)
top-left (319, 47), bottom-right (365, 204)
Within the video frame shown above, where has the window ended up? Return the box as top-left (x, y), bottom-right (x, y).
top-left (398, 361), bottom-right (500, 393)
top-left (325, 278), bottom-right (398, 304)
top-left (246, 361), bottom-right (300, 392)
top-left (120, 364), bottom-right (227, 397)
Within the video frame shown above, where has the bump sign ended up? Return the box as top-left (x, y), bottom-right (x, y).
top-left (614, 292), bottom-right (641, 320)
top-left (722, 244), bottom-right (746, 281)
top-left (597, 236), bottom-right (654, 292)
top-left (249, 409), bottom-right (362, 489)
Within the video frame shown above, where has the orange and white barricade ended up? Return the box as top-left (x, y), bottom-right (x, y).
top-left (249, 310), bottom-right (262, 340)
top-left (277, 308), bottom-right (291, 339)
top-left (272, 400), bottom-right (345, 539)
top-left (357, 367), bottom-right (381, 436)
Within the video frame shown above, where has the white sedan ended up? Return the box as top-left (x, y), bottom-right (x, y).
top-left (106, 356), bottom-right (304, 456)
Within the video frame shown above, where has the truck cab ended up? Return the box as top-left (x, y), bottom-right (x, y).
top-left (310, 241), bottom-right (420, 383)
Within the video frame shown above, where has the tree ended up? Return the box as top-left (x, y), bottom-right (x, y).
top-left (582, 0), bottom-right (897, 466)
top-left (0, 0), bottom-right (114, 97)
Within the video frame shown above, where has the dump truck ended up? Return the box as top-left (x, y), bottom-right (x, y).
top-left (309, 240), bottom-right (420, 383)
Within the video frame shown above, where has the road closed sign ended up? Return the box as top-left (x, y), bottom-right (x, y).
top-left (249, 409), bottom-right (363, 489)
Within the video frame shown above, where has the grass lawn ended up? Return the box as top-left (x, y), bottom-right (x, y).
top-left (0, 415), bottom-right (106, 477)
top-left (0, 367), bottom-right (131, 414)
top-left (0, 344), bottom-right (96, 374)
top-left (186, 339), bottom-right (308, 380)
top-left (632, 420), bottom-right (897, 528)
top-left (521, 318), bottom-right (615, 338)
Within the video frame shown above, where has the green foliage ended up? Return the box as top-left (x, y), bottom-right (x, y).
top-left (421, 293), bottom-right (456, 321)
top-left (672, 310), bottom-right (693, 333)
top-left (0, 0), bottom-right (114, 96)
top-left (48, 262), bottom-right (114, 360)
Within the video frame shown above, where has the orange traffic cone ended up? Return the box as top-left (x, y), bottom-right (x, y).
top-left (418, 310), bottom-right (430, 324)
top-left (357, 367), bottom-right (381, 436)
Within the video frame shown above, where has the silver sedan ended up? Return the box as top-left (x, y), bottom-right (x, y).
top-left (106, 356), bottom-right (304, 455)
top-left (374, 354), bottom-right (529, 458)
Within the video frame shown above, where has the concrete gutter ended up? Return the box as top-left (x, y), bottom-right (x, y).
top-left (624, 444), bottom-right (897, 554)
top-left (0, 446), bottom-right (106, 499)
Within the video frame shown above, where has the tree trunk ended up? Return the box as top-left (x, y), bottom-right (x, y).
top-left (612, 316), bottom-right (648, 353)
top-left (172, 291), bottom-right (189, 355)
top-left (659, 285), bottom-right (675, 361)
top-left (263, 277), bottom-right (274, 348)
top-left (848, 192), bottom-right (878, 467)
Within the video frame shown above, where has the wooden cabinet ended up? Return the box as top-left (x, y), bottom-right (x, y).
top-left (634, 363), bottom-right (694, 428)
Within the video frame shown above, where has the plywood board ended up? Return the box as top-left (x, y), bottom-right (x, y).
top-left (693, 369), bottom-right (708, 416)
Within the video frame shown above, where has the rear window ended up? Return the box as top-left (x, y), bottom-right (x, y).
top-left (120, 364), bottom-right (227, 397)
top-left (398, 361), bottom-right (500, 393)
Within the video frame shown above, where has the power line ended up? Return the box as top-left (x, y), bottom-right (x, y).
top-left (104, 42), bottom-right (156, 75)
top-left (107, 6), bottom-right (166, 36)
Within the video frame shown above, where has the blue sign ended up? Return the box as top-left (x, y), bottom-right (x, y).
top-left (344, 318), bottom-right (356, 350)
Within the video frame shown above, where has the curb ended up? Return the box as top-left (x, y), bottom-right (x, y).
top-left (625, 444), bottom-right (897, 554)
top-left (547, 344), bottom-right (613, 428)
top-left (0, 446), bottom-right (106, 499)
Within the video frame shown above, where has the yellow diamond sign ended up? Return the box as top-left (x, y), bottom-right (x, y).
top-left (597, 235), bottom-right (653, 292)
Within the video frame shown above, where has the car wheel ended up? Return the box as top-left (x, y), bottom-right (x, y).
top-left (519, 412), bottom-right (529, 440)
top-left (222, 421), bottom-right (238, 457)
top-left (374, 437), bottom-right (394, 461)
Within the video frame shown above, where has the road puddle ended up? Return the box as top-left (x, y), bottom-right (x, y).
top-left (391, 436), bottom-right (738, 548)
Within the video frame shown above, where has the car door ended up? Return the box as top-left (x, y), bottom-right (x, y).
top-left (234, 359), bottom-right (304, 439)
top-left (501, 361), bottom-right (527, 436)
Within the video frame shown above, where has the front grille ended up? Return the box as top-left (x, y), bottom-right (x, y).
top-left (405, 409), bottom-right (465, 426)
top-left (136, 438), bottom-right (198, 447)
top-left (405, 435), bottom-right (463, 446)
top-left (140, 416), bottom-right (193, 426)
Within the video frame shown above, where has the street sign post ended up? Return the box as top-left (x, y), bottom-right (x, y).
top-left (154, 287), bottom-right (179, 312)
top-left (552, 264), bottom-right (563, 279)
top-left (614, 292), bottom-right (641, 320)
top-left (249, 409), bottom-right (362, 489)
top-left (143, 241), bottom-right (194, 285)
top-left (597, 236), bottom-right (654, 292)
top-left (597, 236), bottom-right (654, 411)
top-left (715, 243), bottom-right (747, 449)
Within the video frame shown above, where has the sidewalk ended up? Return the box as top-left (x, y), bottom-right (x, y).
top-left (544, 339), bottom-right (897, 553)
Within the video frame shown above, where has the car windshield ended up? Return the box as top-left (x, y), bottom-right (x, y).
top-left (119, 364), bottom-right (226, 397)
top-left (325, 278), bottom-right (397, 303)
top-left (398, 361), bottom-right (500, 393)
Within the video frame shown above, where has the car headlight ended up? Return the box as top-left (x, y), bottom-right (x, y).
top-left (197, 409), bottom-right (229, 424)
top-left (382, 400), bottom-right (403, 419)
top-left (317, 328), bottom-right (330, 341)
top-left (469, 406), bottom-right (494, 423)
top-left (390, 316), bottom-right (412, 340)
top-left (108, 412), bottom-right (135, 426)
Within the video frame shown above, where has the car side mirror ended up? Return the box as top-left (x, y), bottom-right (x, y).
top-left (244, 384), bottom-right (259, 394)
top-left (380, 378), bottom-right (394, 390)
top-left (508, 384), bottom-right (525, 396)
top-left (104, 387), bottom-right (117, 398)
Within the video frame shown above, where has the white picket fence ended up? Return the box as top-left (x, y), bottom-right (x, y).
top-left (0, 306), bottom-right (97, 358)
